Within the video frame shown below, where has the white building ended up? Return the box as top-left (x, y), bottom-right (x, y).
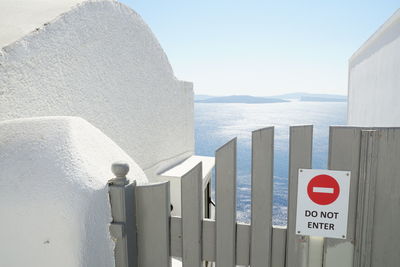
top-left (348, 9), bottom-right (400, 126)
top-left (0, 1), bottom-right (213, 266)
top-left (0, 0), bottom-right (195, 181)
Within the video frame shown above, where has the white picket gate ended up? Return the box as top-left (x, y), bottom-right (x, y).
top-left (108, 126), bottom-right (400, 267)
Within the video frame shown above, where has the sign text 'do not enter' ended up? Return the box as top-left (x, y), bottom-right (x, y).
top-left (296, 169), bottom-right (351, 239)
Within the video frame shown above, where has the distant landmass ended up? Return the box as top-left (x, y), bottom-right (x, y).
top-left (194, 95), bottom-right (214, 101)
top-left (195, 95), bottom-right (288, 104)
top-left (268, 92), bottom-right (347, 102)
top-left (195, 92), bottom-right (347, 103)
top-left (300, 96), bottom-right (347, 102)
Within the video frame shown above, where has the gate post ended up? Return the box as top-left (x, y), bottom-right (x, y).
top-left (109, 162), bottom-right (130, 267)
top-left (353, 130), bottom-right (379, 267)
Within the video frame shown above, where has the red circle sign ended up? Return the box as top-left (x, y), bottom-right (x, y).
top-left (307, 174), bottom-right (340, 205)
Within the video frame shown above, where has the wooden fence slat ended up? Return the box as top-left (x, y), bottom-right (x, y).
top-left (286, 125), bottom-right (313, 267)
top-left (171, 218), bottom-right (256, 265)
top-left (236, 223), bottom-right (251, 266)
top-left (125, 181), bottom-right (138, 267)
top-left (172, 220), bottom-right (289, 266)
top-left (271, 226), bottom-right (287, 267)
top-left (170, 216), bottom-right (182, 258)
top-left (353, 130), bottom-right (378, 267)
top-left (202, 219), bottom-right (216, 262)
top-left (181, 163), bottom-right (203, 267)
top-left (215, 138), bottom-right (237, 267)
top-left (135, 182), bottom-right (171, 267)
top-left (367, 128), bottom-right (400, 265)
top-left (250, 127), bottom-right (274, 267)
top-left (323, 127), bottom-right (362, 267)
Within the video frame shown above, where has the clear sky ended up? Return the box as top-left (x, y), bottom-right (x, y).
top-left (119, 0), bottom-right (398, 96)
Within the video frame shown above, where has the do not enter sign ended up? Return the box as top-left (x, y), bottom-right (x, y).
top-left (296, 169), bottom-right (351, 239)
top-left (307, 174), bottom-right (340, 205)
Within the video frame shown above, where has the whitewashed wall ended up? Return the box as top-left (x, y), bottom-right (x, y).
top-left (0, 0), bottom-right (194, 180)
top-left (348, 9), bottom-right (400, 126)
top-left (0, 0), bottom-right (84, 48)
top-left (0, 116), bottom-right (148, 267)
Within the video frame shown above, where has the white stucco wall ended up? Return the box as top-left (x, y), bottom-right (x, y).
top-left (0, 0), bottom-right (194, 181)
top-left (0, 116), bottom-right (147, 267)
top-left (348, 9), bottom-right (400, 126)
top-left (0, 0), bottom-right (84, 48)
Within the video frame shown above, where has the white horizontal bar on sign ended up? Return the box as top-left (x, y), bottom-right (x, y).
top-left (313, 187), bottom-right (334, 194)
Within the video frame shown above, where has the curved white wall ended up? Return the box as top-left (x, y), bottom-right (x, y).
top-left (0, 0), bottom-right (194, 180)
top-left (0, 0), bottom-right (84, 48)
top-left (348, 9), bottom-right (400, 126)
top-left (0, 116), bottom-right (147, 267)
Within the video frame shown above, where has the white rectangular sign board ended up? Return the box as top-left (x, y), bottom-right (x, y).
top-left (295, 169), bottom-right (351, 239)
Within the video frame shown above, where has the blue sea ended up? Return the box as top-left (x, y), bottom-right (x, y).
top-left (194, 101), bottom-right (347, 225)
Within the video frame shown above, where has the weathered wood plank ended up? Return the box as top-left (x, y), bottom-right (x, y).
top-left (171, 218), bottom-right (289, 266)
top-left (236, 223), bottom-right (251, 266)
top-left (181, 163), bottom-right (203, 267)
top-left (353, 130), bottom-right (378, 267)
top-left (286, 125), bottom-right (313, 267)
top-left (368, 128), bottom-right (400, 266)
top-left (323, 127), bottom-right (362, 267)
top-left (135, 182), bottom-right (171, 267)
top-left (170, 216), bottom-right (182, 258)
top-left (125, 181), bottom-right (138, 267)
top-left (202, 219), bottom-right (216, 262)
top-left (250, 127), bottom-right (274, 267)
top-left (215, 138), bottom-right (237, 267)
top-left (271, 226), bottom-right (287, 267)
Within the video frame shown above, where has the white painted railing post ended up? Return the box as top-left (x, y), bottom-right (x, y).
top-left (353, 130), bottom-right (378, 267)
top-left (215, 138), bottom-right (237, 267)
top-left (286, 125), bottom-right (313, 267)
top-left (136, 181), bottom-right (171, 267)
top-left (250, 127), bottom-right (274, 267)
top-left (181, 163), bottom-right (203, 267)
top-left (109, 162), bottom-right (130, 267)
top-left (323, 127), bottom-right (362, 267)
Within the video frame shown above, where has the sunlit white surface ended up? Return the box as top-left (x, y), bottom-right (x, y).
top-left (0, 0), bottom-right (194, 181)
top-left (0, 0), bottom-right (84, 48)
top-left (0, 117), bottom-right (147, 267)
top-left (348, 9), bottom-right (400, 126)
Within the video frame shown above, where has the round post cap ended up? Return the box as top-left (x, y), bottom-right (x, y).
top-left (111, 162), bottom-right (130, 178)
